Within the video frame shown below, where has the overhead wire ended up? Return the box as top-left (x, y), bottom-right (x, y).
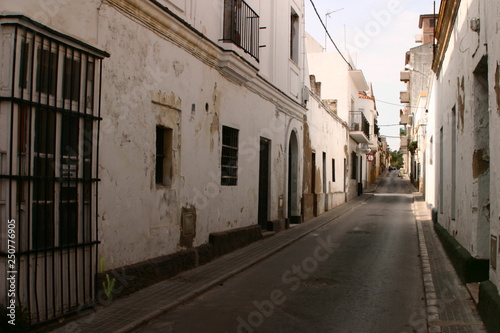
top-left (308, 0), bottom-right (353, 70)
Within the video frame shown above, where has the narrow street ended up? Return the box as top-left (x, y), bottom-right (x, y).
top-left (135, 171), bottom-right (426, 333)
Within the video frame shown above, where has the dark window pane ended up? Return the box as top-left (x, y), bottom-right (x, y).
top-left (61, 114), bottom-right (79, 157)
top-left (36, 48), bottom-right (57, 95)
top-left (19, 41), bottom-right (29, 89)
top-left (63, 56), bottom-right (81, 101)
top-left (59, 202), bottom-right (78, 246)
top-left (32, 203), bottom-right (54, 249)
top-left (156, 127), bottom-right (165, 184)
top-left (35, 108), bottom-right (56, 154)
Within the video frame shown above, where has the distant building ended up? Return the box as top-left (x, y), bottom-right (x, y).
top-left (306, 33), bottom-right (377, 205)
top-left (400, 14), bottom-right (436, 191)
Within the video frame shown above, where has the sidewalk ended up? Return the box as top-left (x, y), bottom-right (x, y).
top-left (47, 190), bottom-right (380, 332)
top-left (413, 195), bottom-right (487, 333)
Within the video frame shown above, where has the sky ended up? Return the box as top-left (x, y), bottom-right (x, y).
top-left (304, 0), bottom-right (440, 150)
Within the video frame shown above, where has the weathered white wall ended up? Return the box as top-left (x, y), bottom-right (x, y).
top-left (95, 1), bottom-right (306, 269)
top-left (431, 0), bottom-right (497, 270)
top-left (305, 92), bottom-right (349, 212)
top-left (0, 0), bottom-right (307, 270)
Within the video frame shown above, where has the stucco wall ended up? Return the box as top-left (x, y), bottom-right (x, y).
top-left (431, 0), bottom-right (497, 270)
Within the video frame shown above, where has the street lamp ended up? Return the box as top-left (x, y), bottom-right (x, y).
top-left (405, 64), bottom-right (428, 77)
top-left (324, 8), bottom-right (344, 52)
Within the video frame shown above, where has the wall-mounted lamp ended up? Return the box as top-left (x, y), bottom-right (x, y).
top-left (405, 64), bottom-right (429, 77)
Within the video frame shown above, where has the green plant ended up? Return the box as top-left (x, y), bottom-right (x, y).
top-left (408, 141), bottom-right (418, 154)
top-left (103, 274), bottom-right (116, 298)
top-left (100, 257), bottom-right (116, 299)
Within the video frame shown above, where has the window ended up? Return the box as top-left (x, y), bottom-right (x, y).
top-left (429, 19), bottom-right (436, 28)
top-left (290, 8), bottom-right (299, 63)
top-left (0, 18), bottom-right (107, 325)
top-left (351, 152), bottom-right (357, 180)
top-left (156, 126), bottom-right (173, 185)
top-left (332, 158), bottom-right (336, 182)
top-left (322, 152), bottom-right (327, 193)
top-left (221, 126), bottom-right (239, 186)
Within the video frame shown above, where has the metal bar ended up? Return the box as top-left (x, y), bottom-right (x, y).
top-left (0, 97), bottom-right (102, 120)
top-left (0, 241), bottom-right (100, 256)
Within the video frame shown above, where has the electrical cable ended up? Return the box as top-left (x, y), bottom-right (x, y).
top-left (308, 0), bottom-right (353, 70)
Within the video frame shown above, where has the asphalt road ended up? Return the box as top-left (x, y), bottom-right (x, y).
top-left (135, 171), bottom-right (425, 333)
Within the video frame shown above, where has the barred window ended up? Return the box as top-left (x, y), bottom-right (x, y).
top-left (221, 126), bottom-right (239, 186)
top-left (0, 17), bottom-right (107, 325)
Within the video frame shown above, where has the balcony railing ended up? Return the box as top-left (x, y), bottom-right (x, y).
top-left (222, 0), bottom-right (260, 61)
top-left (349, 111), bottom-right (370, 140)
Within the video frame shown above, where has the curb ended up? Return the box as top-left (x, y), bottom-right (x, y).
top-left (413, 197), bottom-right (442, 333)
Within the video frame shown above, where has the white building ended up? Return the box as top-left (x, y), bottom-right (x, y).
top-left (306, 33), bottom-right (376, 202)
top-left (0, 0), bottom-right (309, 324)
top-left (427, 0), bottom-right (500, 330)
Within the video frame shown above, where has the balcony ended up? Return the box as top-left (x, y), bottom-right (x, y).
top-left (400, 70), bottom-right (410, 82)
top-left (400, 111), bottom-right (409, 125)
top-left (400, 91), bottom-right (410, 103)
top-left (349, 111), bottom-right (370, 143)
top-left (222, 0), bottom-right (260, 61)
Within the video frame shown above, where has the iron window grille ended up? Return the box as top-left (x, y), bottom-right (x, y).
top-left (221, 126), bottom-right (239, 186)
top-left (222, 0), bottom-right (260, 61)
top-left (0, 17), bottom-right (106, 325)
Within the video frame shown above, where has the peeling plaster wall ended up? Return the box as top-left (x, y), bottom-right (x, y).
top-left (431, 0), bottom-right (500, 280)
top-left (1, 0), bottom-right (307, 270)
top-left (95, 3), bottom-right (306, 269)
top-left (302, 93), bottom-right (349, 221)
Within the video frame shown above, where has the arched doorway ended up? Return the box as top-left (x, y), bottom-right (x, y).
top-left (288, 131), bottom-right (300, 223)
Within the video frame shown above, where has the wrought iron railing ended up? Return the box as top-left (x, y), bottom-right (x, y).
top-left (222, 0), bottom-right (260, 61)
top-left (349, 111), bottom-right (370, 139)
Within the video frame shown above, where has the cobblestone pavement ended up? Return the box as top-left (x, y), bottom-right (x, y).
top-left (413, 196), bottom-right (486, 333)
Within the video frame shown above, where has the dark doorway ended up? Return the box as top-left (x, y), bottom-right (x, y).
top-left (258, 138), bottom-right (270, 229)
top-left (288, 131), bottom-right (299, 223)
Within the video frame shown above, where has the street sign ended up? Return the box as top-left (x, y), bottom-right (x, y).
top-left (367, 154), bottom-right (374, 162)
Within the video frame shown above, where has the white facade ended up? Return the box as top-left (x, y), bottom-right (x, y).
top-left (305, 33), bottom-right (375, 203)
top-left (429, 0), bottom-right (500, 291)
top-left (0, 0), bottom-right (309, 324)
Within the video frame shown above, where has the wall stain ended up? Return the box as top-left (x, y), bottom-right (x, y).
top-left (495, 63), bottom-right (500, 117)
top-left (210, 82), bottom-right (220, 152)
top-left (457, 76), bottom-right (465, 133)
top-left (472, 148), bottom-right (489, 178)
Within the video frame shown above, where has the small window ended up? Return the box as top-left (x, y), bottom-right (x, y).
top-left (221, 126), bottom-right (239, 186)
top-left (429, 19), bottom-right (436, 28)
top-left (332, 158), bottom-right (336, 182)
top-left (156, 126), bottom-right (173, 185)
